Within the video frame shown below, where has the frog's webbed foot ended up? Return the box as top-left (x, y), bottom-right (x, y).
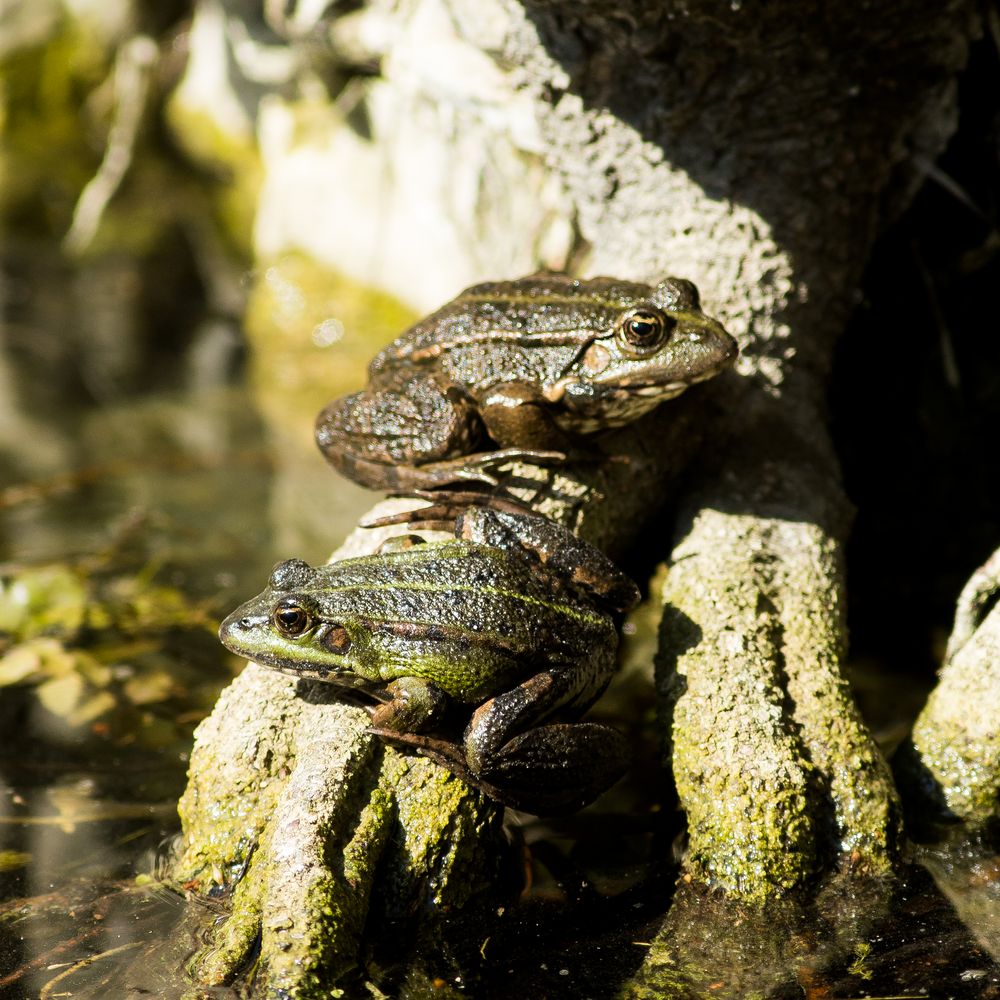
top-left (368, 723), bottom-right (630, 815)
top-left (472, 722), bottom-right (631, 814)
top-left (328, 447), bottom-right (567, 494)
top-left (413, 447), bottom-right (568, 488)
top-left (360, 489), bottom-right (539, 531)
top-left (367, 728), bottom-right (477, 783)
top-left (365, 727), bottom-right (516, 806)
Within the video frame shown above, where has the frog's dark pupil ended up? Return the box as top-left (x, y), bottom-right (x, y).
top-left (274, 603), bottom-right (311, 637)
top-left (624, 311), bottom-right (664, 345)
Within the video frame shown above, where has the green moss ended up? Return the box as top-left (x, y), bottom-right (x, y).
top-left (163, 98), bottom-right (263, 260)
top-left (193, 859), bottom-right (266, 986)
top-left (847, 940), bottom-right (873, 980)
top-left (174, 720), bottom-right (295, 896)
top-left (266, 783), bottom-right (396, 992)
top-left (657, 510), bottom-right (898, 901)
top-left (243, 256), bottom-right (416, 442)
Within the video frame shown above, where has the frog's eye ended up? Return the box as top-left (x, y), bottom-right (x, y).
top-left (618, 309), bottom-right (672, 354)
top-left (273, 601), bottom-right (313, 638)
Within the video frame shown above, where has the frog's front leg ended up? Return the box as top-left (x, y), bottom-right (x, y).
top-left (367, 676), bottom-right (448, 733)
top-left (476, 381), bottom-right (577, 454)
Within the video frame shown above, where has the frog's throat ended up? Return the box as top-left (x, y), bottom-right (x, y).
top-left (265, 660), bottom-right (368, 687)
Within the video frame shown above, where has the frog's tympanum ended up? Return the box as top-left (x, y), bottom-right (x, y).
top-left (219, 508), bottom-right (639, 813)
top-left (316, 273), bottom-right (737, 490)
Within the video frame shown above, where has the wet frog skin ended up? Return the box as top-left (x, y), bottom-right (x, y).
top-left (219, 508), bottom-right (639, 813)
top-left (315, 273), bottom-right (737, 490)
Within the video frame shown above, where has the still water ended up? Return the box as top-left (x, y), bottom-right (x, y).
top-left (0, 242), bottom-right (375, 997)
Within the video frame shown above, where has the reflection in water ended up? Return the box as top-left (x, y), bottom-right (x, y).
top-left (0, 231), bottom-right (375, 995)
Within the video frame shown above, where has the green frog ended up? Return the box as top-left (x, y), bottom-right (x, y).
top-left (219, 507), bottom-right (639, 813)
top-left (316, 273), bottom-right (737, 490)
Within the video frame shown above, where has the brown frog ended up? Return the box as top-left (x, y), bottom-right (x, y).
top-left (315, 273), bottom-right (737, 490)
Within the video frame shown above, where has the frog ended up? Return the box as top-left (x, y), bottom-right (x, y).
top-left (315, 272), bottom-right (737, 490)
top-left (218, 506), bottom-right (639, 813)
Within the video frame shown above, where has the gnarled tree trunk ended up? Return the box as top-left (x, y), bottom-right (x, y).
top-left (168, 0), bottom-right (980, 994)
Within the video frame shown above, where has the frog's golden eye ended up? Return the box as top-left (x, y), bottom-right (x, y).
top-left (618, 309), bottom-right (672, 353)
top-left (273, 601), bottom-right (313, 638)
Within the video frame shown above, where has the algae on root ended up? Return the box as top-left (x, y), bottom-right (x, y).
top-left (657, 427), bottom-right (901, 901)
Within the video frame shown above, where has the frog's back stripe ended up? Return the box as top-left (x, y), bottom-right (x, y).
top-left (330, 581), bottom-right (608, 629)
top-left (454, 290), bottom-right (645, 311)
top-left (405, 329), bottom-right (592, 361)
top-left (357, 617), bottom-right (529, 657)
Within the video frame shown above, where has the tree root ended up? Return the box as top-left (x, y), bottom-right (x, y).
top-left (896, 546), bottom-right (1000, 827)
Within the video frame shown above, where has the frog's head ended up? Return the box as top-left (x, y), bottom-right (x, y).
top-left (556, 277), bottom-right (738, 427)
top-left (218, 559), bottom-right (366, 686)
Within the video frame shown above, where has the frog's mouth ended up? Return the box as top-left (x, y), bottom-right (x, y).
top-left (606, 380), bottom-right (691, 399)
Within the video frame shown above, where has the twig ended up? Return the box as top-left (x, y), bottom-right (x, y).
top-left (39, 940), bottom-right (142, 999)
top-left (63, 35), bottom-right (159, 255)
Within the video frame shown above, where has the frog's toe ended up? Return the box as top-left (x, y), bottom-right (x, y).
top-left (477, 447), bottom-right (567, 468)
top-left (367, 728), bottom-right (471, 774)
top-left (454, 466), bottom-right (500, 486)
top-left (360, 490), bottom-right (538, 531)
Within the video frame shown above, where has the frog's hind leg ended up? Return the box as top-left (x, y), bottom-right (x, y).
top-left (315, 378), bottom-right (484, 489)
top-left (463, 668), bottom-right (628, 812)
top-left (462, 668), bottom-right (602, 773)
top-left (474, 722), bottom-right (630, 813)
top-left (382, 447), bottom-right (568, 491)
top-left (369, 724), bottom-right (628, 814)
top-left (316, 381), bottom-right (565, 490)
top-left (458, 507), bottom-right (640, 614)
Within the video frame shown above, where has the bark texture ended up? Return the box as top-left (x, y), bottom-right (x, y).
top-left (498, 0), bottom-right (974, 894)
